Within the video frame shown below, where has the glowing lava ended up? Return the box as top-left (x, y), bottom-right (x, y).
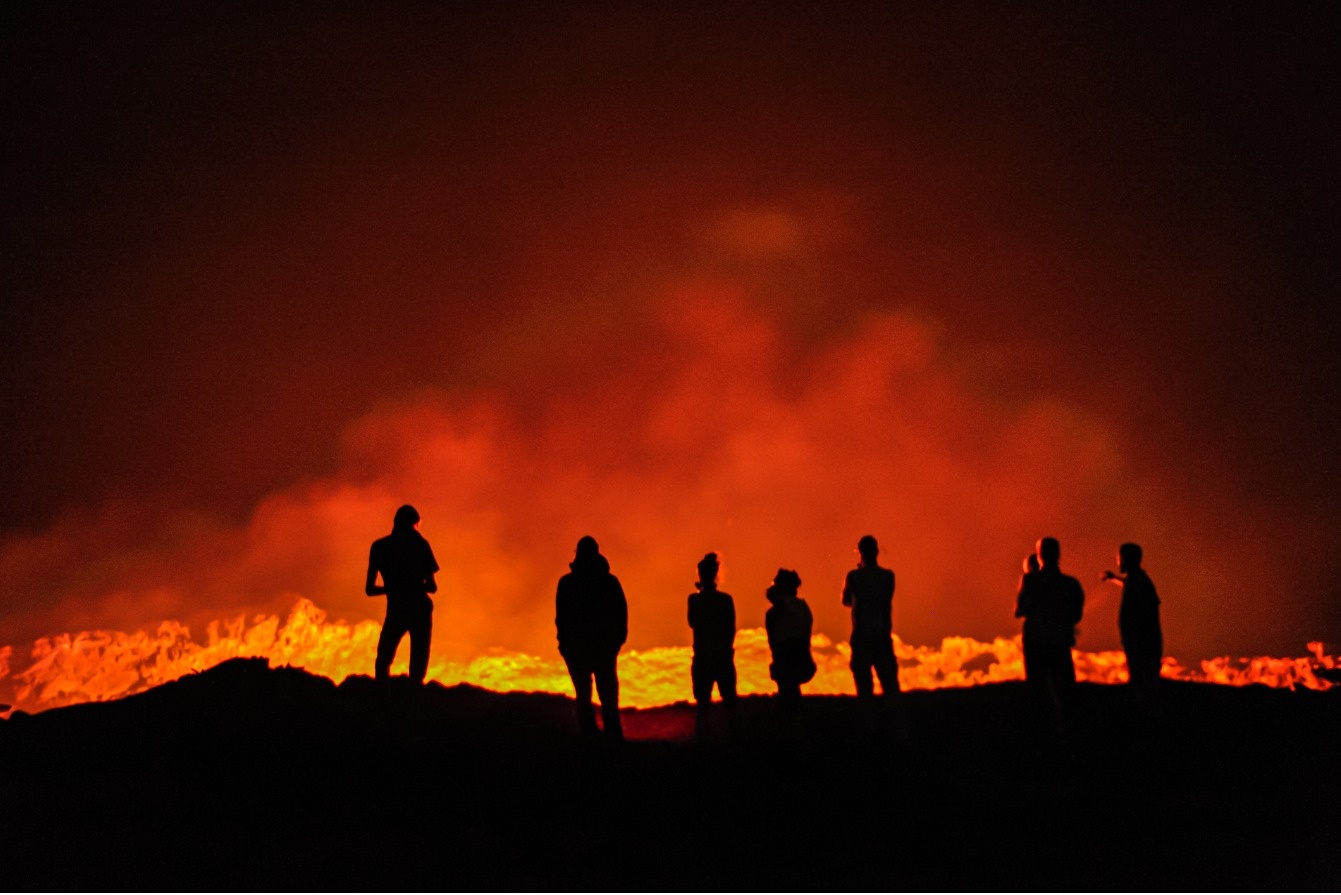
top-left (0, 598), bottom-right (1334, 716)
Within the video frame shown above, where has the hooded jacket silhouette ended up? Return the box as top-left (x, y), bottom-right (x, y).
top-left (555, 537), bottom-right (628, 741)
top-left (556, 550), bottom-right (628, 662)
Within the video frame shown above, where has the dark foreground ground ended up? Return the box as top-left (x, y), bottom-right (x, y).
top-left (3, 660), bottom-right (1338, 890)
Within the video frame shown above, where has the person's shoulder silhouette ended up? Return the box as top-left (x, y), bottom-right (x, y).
top-left (688, 552), bottom-right (735, 650)
top-left (556, 535), bottom-right (627, 658)
top-left (1018, 537), bottom-right (1083, 645)
top-left (369, 506), bottom-right (438, 596)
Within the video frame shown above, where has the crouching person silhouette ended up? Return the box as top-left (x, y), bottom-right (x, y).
top-left (556, 536), bottom-right (628, 743)
top-left (688, 552), bottom-right (737, 737)
top-left (365, 504), bottom-right (439, 683)
top-left (765, 569), bottom-right (815, 714)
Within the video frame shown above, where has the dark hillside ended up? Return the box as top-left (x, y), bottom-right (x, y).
top-left (3, 660), bottom-right (1337, 889)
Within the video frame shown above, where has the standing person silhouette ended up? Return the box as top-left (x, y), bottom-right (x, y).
top-left (687, 552), bottom-right (737, 736)
top-left (1103, 543), bottom-right (1163, 712)
top-left (555, 536), bottom-right (628, 743)
top-left (365, 504), bottom-right (439, 684)
top-left (1015, 537), bottom-right (1085, 734)
top-left (1013, 553), bottom-right (1040, 618)
top-left (765, 569), bottom-right (815, 713)
top-left (843, 535), bottom-right (900, 699)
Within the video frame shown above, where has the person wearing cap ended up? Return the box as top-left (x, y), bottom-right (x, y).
top-left (365, 504), bottom-right (440, 684)
top-left (842, 535), bottom-right (900, 699)
top-left (555, 536), bottom-right (628, 742)
top-left (687, 552), bottom-right (737, 734)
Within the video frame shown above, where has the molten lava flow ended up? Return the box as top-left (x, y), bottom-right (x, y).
top-left (0, 598), bottom-right (1334, 716)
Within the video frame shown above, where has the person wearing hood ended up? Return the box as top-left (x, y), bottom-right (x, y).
top-left (555, 536), bottom-right (628, 742)
top-left (365, 504), bottom-right (440, 684)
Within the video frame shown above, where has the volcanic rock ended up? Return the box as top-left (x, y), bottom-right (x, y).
top-left (1, 659), bottom-right (1337, 889)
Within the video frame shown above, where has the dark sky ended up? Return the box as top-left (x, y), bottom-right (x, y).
top-left (2, 2), bottom-right (1339, 658)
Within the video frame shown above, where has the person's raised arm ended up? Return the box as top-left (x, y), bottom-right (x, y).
top-left (1101, 569), bottom-right (1125, 588)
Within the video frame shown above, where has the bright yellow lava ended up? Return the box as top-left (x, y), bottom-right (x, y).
top-left (2, 598), bottom-right (1334, 715)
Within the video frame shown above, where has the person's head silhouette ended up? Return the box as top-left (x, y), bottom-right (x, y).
top-left (1118, 542), bottom-right (1143, 573)
top-left (857, 534), bottom-right (880, 566)
top-left (1037, 536), bottom-right (1060, 569)
top-left (575, 535), bottom-right (600, 558)
top-left (697, 552), bottom-right (720, 590)
top-left (1023, 553), bottom-right (1041, 575)
top-left (769, 568), bottom-right (801, 601)
top-left (393, 504), bottom-right (420, 532)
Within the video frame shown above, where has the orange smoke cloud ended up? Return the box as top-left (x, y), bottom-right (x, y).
top-left (2, 598), bottom-right (1332, 717)
top-left (0, 266), bottom-right (1327, 685)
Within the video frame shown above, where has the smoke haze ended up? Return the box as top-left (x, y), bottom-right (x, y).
top-left (2, 3), bottom-right (1338, 662)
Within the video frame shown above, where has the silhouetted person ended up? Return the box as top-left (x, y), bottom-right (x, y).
top-left (1014, 553), bottom-right (1040, 618)
top-left (1015, 537), bottom-right (1084, 734)
top-left (688, 552), bottom-right (737, 734)
top-left (1103, 542), bottom-right (1163, 712)
top-left (365, 504), bottom-right (439, 684)
top-left (556, 536), bottom-right (628, 743)
top-left (765, 569), bottom-right (814, 713)
top-left (843, 535), bottom-right (900, 699)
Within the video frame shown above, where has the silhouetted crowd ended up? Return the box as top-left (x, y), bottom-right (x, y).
top-left (364, 506), bottom-right (1164, 743)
